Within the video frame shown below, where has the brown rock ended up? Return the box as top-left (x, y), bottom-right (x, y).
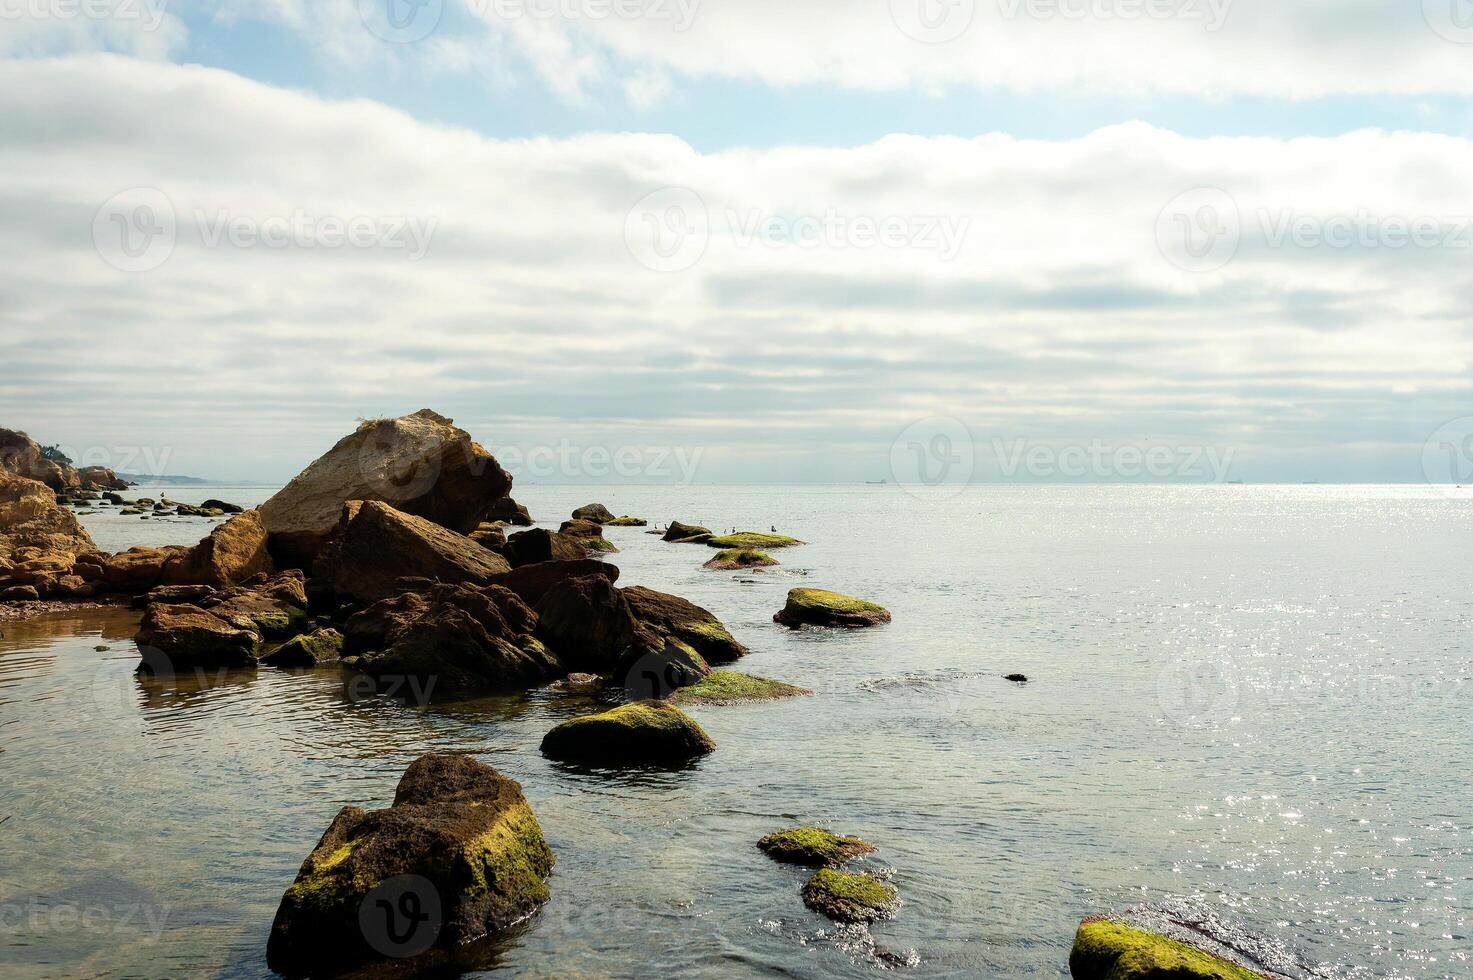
top-left (486, 558), bottom-right (620, 606)
top-left (503, 528), bottom-right (588, 567)
top-left (77, 465), bottom-right (128, 490)
top-left (571, 503), bottom-right (615, 524)
top-left (0, 428), bottom-right (78, 490)
top-left (100, 546), bottom-right (188, 593)
top-left (136, 602), bottom-right (262, 668)
top-left (259, 409), bottom-right (513, 568)
top-left (487, 496), bottom-right (533, 526)
top-left (622, 585), bottom-right (748, 665)
top-left (162, 510), bottom-right (273, 588)
top-left (2, 584), bottom-right (40, 602)
top-left (533, 574), bottom-right (638, 672)
top-left (559, 518), bottom-right (604, 539)
top-left (0, 472), bottom-right (98, 563)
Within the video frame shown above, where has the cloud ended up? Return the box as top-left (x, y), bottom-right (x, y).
top-left (0, 55), bottom-right (1469, 482)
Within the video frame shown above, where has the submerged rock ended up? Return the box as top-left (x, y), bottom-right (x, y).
top-left (662, 521), bottom-right (712, 543)
top-left (1069, 919), bottom-right (1268, 980)
top-left (705, 532), bottom-right (804, 550)
top-left (758, 828), bottom-right (876, 867)
top-left (621, 585), bottom-right (747, 665)
top-left (801, 869), bottom-right (899, 924)
top-left (316, 500), bottom-right (512, 605)
top-left (604, 516), bottom-right (647, 527)
top-left (571, 503), bottom-right (615, 524)
top-left (774, 588), bottom-right (891, 628)
top-left (1005, 673), bottom-right (1029, 683)
top-left (671, 671), bottom-right (812, 706)
top-left (261, 628), bottom-right (344, 667)
top-left (259, 409), bottom-right (513, 567)
top-left (540, 700), bottom-right (716, 765)
top-left (266, 754), bottom-right (553, 976)
top-left (703, 548), bottom-right (778, 570)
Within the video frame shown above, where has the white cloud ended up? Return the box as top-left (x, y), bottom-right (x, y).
top-left (0, 55), bottom-right (1468, 481)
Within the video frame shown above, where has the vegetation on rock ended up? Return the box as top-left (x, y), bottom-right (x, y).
top-left (800, 868), bottom-right (899, 923)
top-left (1069, 919), bottom-right (1269, 980)
top-left (758, 827), bottom-right (875, 866)
top-left (774, 588), bottom-right (891, 628)
top-left (540, 700), bottom-right (716, 765)
top-left (672, 671), bottom-right (811, 705)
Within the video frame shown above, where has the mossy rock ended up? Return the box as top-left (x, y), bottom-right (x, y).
top-left (266, 754), bottom-right (554, 976)
top-left (1069, 919), bottom-right (1269, 980)
top-left (662, 521), bottom-right (712, 543)
top-left (540, 700), bottom-right (715, 765)
top-left (621, 585), bottom-right (748, 665)
top-left (584, 536), bottom-right (619, 554)
top-left (801, 868), bottom-right (899, 924)
top-left (703, 548), bottom-right (779, 570)
top-left (671, 671), bottom-right (811, 706)
top-left (758, 827), bottom-right (875, 867)
top-left (618, 637), bottom-right (711, 700)
top-left (604, 516), bottom-right (647, 527)
top-left (705, 532), bottom-right (804, 550)
top-left (774, 588), bottom-right (891, 628)
top-left (261, 628), bottom-right (344, 667)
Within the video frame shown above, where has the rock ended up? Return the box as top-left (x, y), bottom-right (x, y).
top-left (758, 828), bottom-right (876, 867)
top-left (200, 498), bottom-right (243, 513)
top-left (662, 520), bottom-right (712, 543)
top-left (486, 559), bottom-right (619, 607)
top-left (774, 588), bottom-right (891, 628)
top-left (621, 585), bottom-right (747, 664)
top-left (468, 523), bottom-right (507, 550)
top-left (161, 510), bottom-right (273, 588)
top-left (2, 584), bottom-right (40, 602)
top-left (616, 637), bottom-right (710, 699)
top-left (259, 409), bottom-right (513, 567)
top-left (315, 501), bottom-right (512, 605)
top-left (100, 546), bottom-right (188, 593)
top-left (801, 869), bottom-right (899, 924)
top-left (344, 583), bottom-right (559, 695)
top-left (77, 465), bottom-right (127, 491)
top-left (502, 528), bottom-right (588, 567)
top-left (103, 492), bottom-right (124, 505)
top-left (559, 518), bottom-right (602, 538)
top-left (0, 472), bottom-right (99, 569)
top-left (540, 700), bottom-right (715, 765)
top-left (703, 548), bottom-right (779, 570)
top-left (533, 574), bottom-right (638, 672)
top-left (548, 672), bottom-right (603, 695)
top-left (604, 516), bottom-right (647, 527)
top-left (203, 571), bottom-right (309, 638)
top-left (570, 503), bottom-right (615, 524)
top-left (266, 754), bottom-right (553, 976)
top-left (1069, 919), bottom-right (1267, 980)
top-left (671, 671), bottom-right (812, 706)
top-left (486, 496), bottom-right (533, 526)
top-left (261, 628), bottom-right (344, 667)
top-left (132, 583), bottom-right (218, 609)
top-left (135, 603), bottom-right (261, 668)
top-left (705, 532), bottom-right (805, 549)
top-left (0, 428), bottom-right (78, 490)
top-left (1005, 673), bottom-right (1028, 683)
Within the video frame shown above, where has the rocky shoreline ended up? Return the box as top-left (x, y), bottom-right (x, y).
top-left (0, 411), bottom-right (1298, 979)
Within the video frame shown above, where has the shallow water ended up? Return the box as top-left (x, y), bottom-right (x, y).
top-left (2, 484), bottom-right (1470, 978)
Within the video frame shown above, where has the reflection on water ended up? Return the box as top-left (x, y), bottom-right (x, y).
top-left (2, 485), bottom-right (1470, 979)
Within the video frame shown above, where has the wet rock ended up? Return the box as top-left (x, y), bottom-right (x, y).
top-left (671, 671), bottom-right (812, 706)
top-left (758, 828), bottom-right (876, 867)
top-left (540, 700), bottom-right (715, 765)
top-left (621, 585), bottom-right (747, 664)
top-left (604, 515), bottom-right (647, 527)
top-left (703, 548), bottom-right (779, 570)
top-left (617, 636), bottom-right (710, 699)
top-left (502, 528), bottom-right (588, 567)
top-left (202, 570), bottom-right (309, 639)
top-left (201, 498), bottom-right (243, 513)
top-left (135, 603), bottom-right (261, 668)
top-left (1005, 673), bottom-right (1028, 683)
top-left (774, 588), bottom-right (891, 628)
top-left (1069, 919), bottom-right (1268, 980)
top-left (533, 574), bottom-right (638, 672)
top-left (801, 869), bottom-right (899, 924)
top-left (705, 532), bottom-right (805, 549)
top-left (132, 583), bottom-right (219, 609)
top-left (315, 501), bottom-right (512, 605)
top-left (266, 754), bottom-right (553, 977)
top-left (259, 409), bottom-right (513, 568)
top-left (261, 628), bottom-right (344, 667)
top-left (570, 503), bottom-right (615, 524)
top-left (486, 558), bottom-right (619, 607)
top-left (548, 672), bottom-right (603, 695)
top-left (558, 519), bottom-right (618, 554)
top-left (662, 520), bottom-right (712, 543)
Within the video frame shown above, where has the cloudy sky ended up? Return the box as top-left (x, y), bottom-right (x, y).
top-left (2, 0), bottom-right (1472, 484)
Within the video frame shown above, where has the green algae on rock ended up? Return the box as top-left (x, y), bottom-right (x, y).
top-left (800, 868), bottom-right (899, 924)
top-left (702, 548), bottom-right (779, 570)
top-left (604, 516), bottom-right (648, 526)
top-left (539, 700), bottom-right (715, 765)
top-left (261, 627), bottom-right (344, 667)
top-left (758, 827), bottom-right (876, 867)
top-left (1069, 919), bottom-right (1269, 980)
top-left (704, 532), bottom-right (804, 550)
top-left (773, 588), bottom-right (891, 628)
top-left (672, 670), bottom-right (812, 706)
top-left (662, 521), bottom-right (712, 543)
top-left (266, 754), bottom-right (553, 977)
top-left (621, 585), bottom-right (748, 664)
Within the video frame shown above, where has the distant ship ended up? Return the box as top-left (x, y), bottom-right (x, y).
top-left (865, 479), bottom-right (887, 484)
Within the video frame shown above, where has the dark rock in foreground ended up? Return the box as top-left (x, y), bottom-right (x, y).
top-left (801, 869), bottom-right (899, 924)
top-left (134, 571), bottom-right (310, 668)
top-left (540, 701), bottom-right (715, 765)
top-left (266, 754), bottom-right (553, 977)
top-left (774, 588), bottom-right (891, 628)
top-left (758, 827), bottom-right (875, 867)
top-left (533, 574), bottom-right (638, 672)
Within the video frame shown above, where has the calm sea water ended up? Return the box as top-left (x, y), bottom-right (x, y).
top-left (1, 485), bottom-right (1469, 979)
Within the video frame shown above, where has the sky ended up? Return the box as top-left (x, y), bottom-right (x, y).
top-left (2, 0), bottom-right (1473, 485)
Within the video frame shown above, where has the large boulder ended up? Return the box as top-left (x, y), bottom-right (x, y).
top-left (267, 754), bottom-right (554, 976)
top-left (160, 510), bottom-right (273, 588)
top-left (503, 528), bottom-right (588, 567)
top-left (100, 546), bottom-right (188, 593)
top-left (0, 473), bottom-right (97, 562)
top-left (0, 428), bottom-right (77, 490)
top-left (134, 571), bottom-right (309, 669)
top-left (540, 701), bottom-right (716, 765)
top-left (315, 501), bottom-right (512, 605)
top-left (533, 574), bottom-right (639, 672)
top-left (621, 585), bottom-right (747, 664)
top-left (77, 465), bottom-right (127, 490)
top-left (343, 583), bottom-right (560, 696)
top-left (571, 503), bottom-right (615, 524)
top-left (1069, 918), bottom-right (1270, 980)
top-left (487, 558), bottom-right (619, 606)
top-left (259, 410), bottom-right (513, 568)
